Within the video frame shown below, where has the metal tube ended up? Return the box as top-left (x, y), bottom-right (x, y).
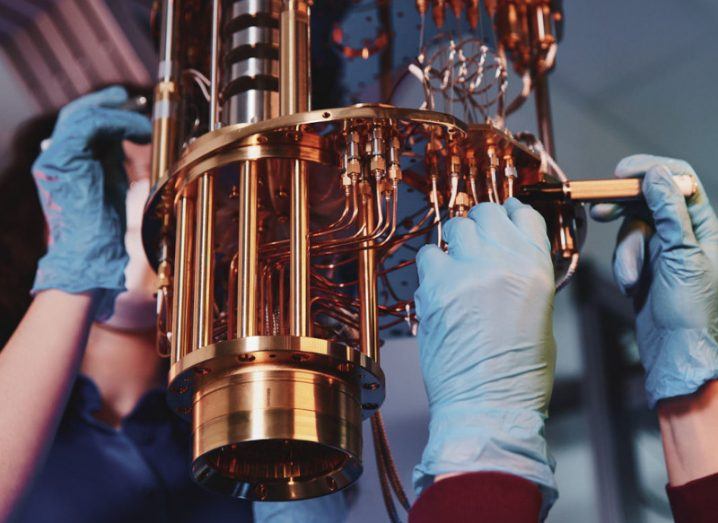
top-left (150, 0), bottom-right (180, 186)
top-left (158, 0), bottom-right (176, 83)
top-left (209, 0), bottom-right (222, 129)
top-left (290, 159), bottom-right (309, 337)
top-left (171, 194), bottom-right (195, 363)
top-left (280, 0), bottom-right (310, 116)
top-left (193, 174), bottom-right (215, 348)
top-left (567, 176), bottom-right (697, 202)
top-left (534, 74), bottom-right (555, 158)
top-left (358, 182), bottom-right (379, 362)
top-left (236, 161), bottom-right (259, 337)
top-left (520, 176), bottom-right (697, 203)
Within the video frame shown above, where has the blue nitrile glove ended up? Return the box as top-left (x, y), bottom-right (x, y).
top-left (590, 155), bottom-right (718, 407)
top-left (31, 86), bottom-right (152, 321)
top-left (253, 493), bottom-right (348, 523)
top-left (413, 198), bottom-right (558, 515)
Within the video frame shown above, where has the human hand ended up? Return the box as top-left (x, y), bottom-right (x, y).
top-left (413, 199), bottom-right (557, 510)
top-left (591, 155), bottom-right (718, 407)
top-left (31, 86), bottom-right (152, 321)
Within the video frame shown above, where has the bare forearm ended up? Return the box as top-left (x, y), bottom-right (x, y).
top-left (658, 380), bottom-right (718, 486)
top-left (0, 290), bottom-right (95, 519)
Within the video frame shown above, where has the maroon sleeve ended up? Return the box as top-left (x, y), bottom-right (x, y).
top-left (408, 471), bottom-right (542, 523)
top-left (666, 471), bottom-right (718, 523)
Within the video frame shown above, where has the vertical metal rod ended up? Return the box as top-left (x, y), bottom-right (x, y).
top-left (280, 0), bottom-right (311, 116)
top-left (281, 0), bottom-right (311, 337)
top-left (358, 182), bottom-right (379, 362)
top-left (534, 73), bottom-right (556, 158)
top-left (289, 159), bottom-right (309, 337)
top-left (150, 0), bottom-right (180, 186)
top-left (171, 194), bottom-right (195, 363)
top-left (159, 0), bottom-right (175, 83)
top-left (236, 161), bottom-right (259, 337)
top-left (192, 174), bottom-right (215, 348)
top-left (377, 1), bottom-right (394, 102)
top-left (209, 0), bottom-right (222, 130)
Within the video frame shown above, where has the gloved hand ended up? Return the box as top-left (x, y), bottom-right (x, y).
top-left (252, 493), bottom-right (348, 523)
top-left (413, 199), bottom-right (558, 513)
top-left (591, 155), bottom-right (718, 407)
top-left (31, 86), bottom-right (152, 321)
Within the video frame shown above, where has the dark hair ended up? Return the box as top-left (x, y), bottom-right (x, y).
top-left (0, 83), bottom-right (153, 347)
top-left (0, 113), bottom-right (55, 345)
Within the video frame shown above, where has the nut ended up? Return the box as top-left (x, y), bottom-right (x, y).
top-left (370, 155), bottom-right (386, 173)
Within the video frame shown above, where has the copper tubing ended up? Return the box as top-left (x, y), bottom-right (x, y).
top-left (236, 161), bottom-right (259, 337)
top-left (358, 182), bottom-right (379, 362)
top-left (192, 173), bottom-right (215, 349)
top-left (280, 0), bottom-right (311, 116)
top-left (290, 159), bottom-right (309, 337)
top-left (534, 74), bottom-right (556, 158)
top-left (171, 194), bottom-right (195, 363)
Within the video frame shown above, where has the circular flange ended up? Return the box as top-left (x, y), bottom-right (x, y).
top-left (142, 103), bottom-right (467, 269)
top-left (167, 335), bottom-right (385, 421)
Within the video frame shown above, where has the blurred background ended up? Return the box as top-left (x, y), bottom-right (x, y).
top-left (1, 0), bottom-right (717, 521)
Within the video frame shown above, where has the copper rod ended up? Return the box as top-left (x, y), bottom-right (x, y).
top-left (171, 194), bottom-right (195, 363)
top-left (567, 176), bottom-right (697, 202)
top-left (236, 161), bottom-right (259, 337)
top-left (280, 0), bottom-right (311, 116)
top-left (192, 173), bottom-right (215, 348)
top-left (227, 253), bottom-right (238, 340)
top-left (290, 159), bottom-right (309, 336)
top-left (358, 182), bottom-right (379, 362)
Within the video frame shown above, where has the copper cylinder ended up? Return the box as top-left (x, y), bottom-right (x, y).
top-left (176, 335), bottom-right (383, 501)
top-left (171, 194), bottom-right (195, 363)
top-left (289, 159), bottom-right (309, 337)
top-left (280, 0), bottom-right (310, 116)
top-left (192, 173), bottom-right (215, 349)
top-left (358, 182), bottom-right (379, 363)
top-left (236, 161), bottom-right (259, 337)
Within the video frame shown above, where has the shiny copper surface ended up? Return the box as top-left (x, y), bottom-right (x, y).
top-left (144, 0), bottom-right (589, 508)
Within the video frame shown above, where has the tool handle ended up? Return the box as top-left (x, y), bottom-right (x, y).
top-left (566, 175), bottom-right (697, 202)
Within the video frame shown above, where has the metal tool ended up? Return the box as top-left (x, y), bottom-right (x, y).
top-left (520, 175), bottom-right (698, 203)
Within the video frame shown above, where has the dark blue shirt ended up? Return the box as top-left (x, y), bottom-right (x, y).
top-left (11, 375), bottom-right (253, 523)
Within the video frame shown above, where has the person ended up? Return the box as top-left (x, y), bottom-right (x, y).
top-left (406, 155), bottom-right (718, 522)
top-left (0, 86), bottom-right (345, 523)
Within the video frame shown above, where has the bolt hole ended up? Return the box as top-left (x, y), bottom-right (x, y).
top-left (322, 111), bottom-right (331, 119)
top-left (237, 354), bottom-right (255, 362)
